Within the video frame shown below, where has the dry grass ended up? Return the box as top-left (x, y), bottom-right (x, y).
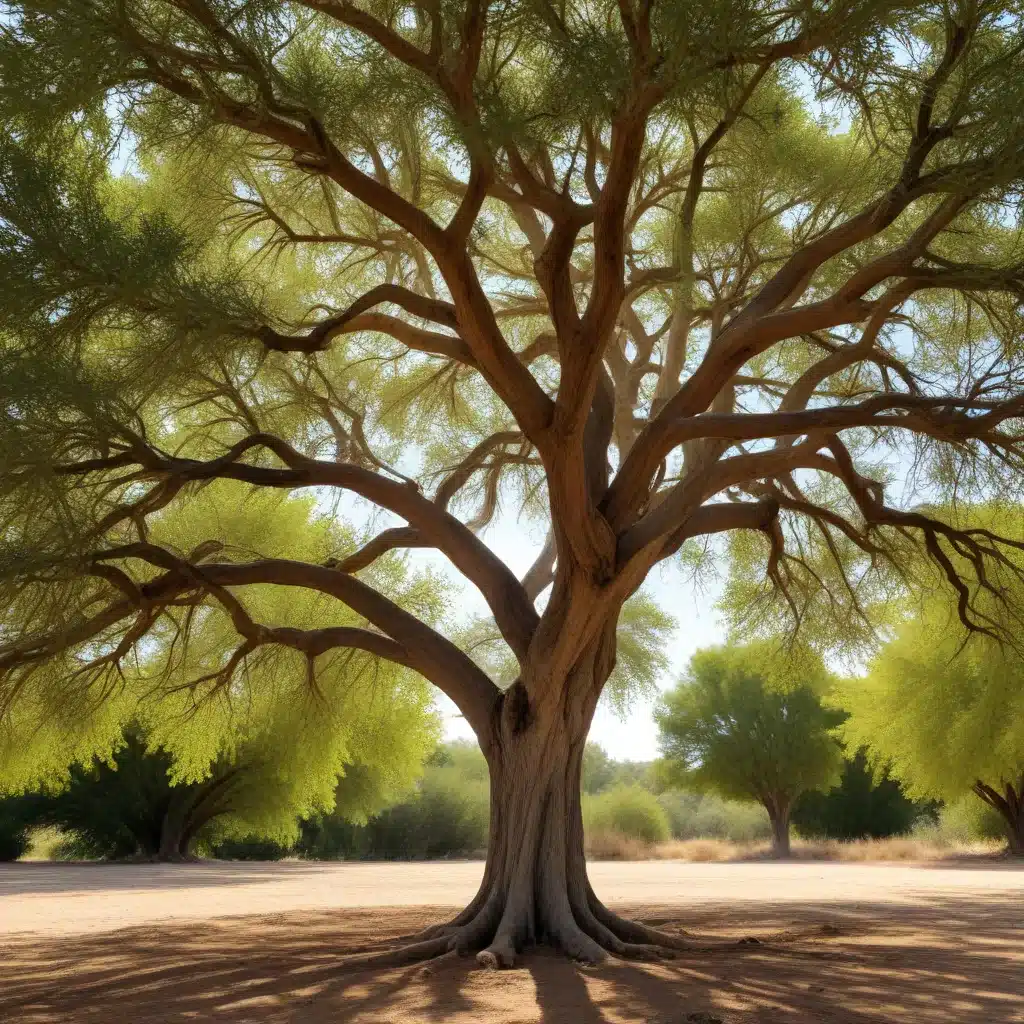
top-left (585, 831), bottom-right (1005, 863)
top-left (21, 826), bottom-right (66, 862)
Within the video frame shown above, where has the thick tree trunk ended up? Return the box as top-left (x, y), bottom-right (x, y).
top-left (156, 770), bottom-right (239, 861)
top-left (403, 639), bottom-right (695, 968)
top-left (1007, 817), bottom-right (1024, 857)
top-left (157, 796), bottom-right (193, 861)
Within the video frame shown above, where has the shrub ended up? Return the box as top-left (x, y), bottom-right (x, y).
top-left (657, 790), bottom-right (771, 842)
top-left (584, 784), bottom-right (670, 844)
top-left (0, 797), bottom-right (33, 861)
top-left (791, 749), bottom-right (927, 840)
top-left (912, 797), bottom-right (1008, 846)
top-left (365, 767), bottom-right (489, 858)
top-left (211, 836), bottom-right (291, 860)
top-left (298, 757), bottom-right (489, 860)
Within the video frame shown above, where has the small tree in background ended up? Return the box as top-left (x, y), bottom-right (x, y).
top-left (21, 721), bottom-right (430, 860)
top-left (841, 588), bottom-right (1024, 855)
top-left (581, 744), bottom-right (618, 796)
top-left (657, 643), bottom-right (843, 856)
top-left (792, 748), bottom-right (927, 840)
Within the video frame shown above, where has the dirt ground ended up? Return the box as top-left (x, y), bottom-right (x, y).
top-left (1, 861), bottom-right (1022, 1023)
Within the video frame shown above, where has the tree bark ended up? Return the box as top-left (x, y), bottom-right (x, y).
top-left (156, 769), bottom-right (241, 861)
top-left (394, 633), bottom-right (694, 969)
top-left (766, 798), bottom-right (792, 858)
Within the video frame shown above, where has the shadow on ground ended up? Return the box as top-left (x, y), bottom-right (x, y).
top-left (0, 861), bottom-right (339, 897)
top-left (2, 893), bottom-right (1021, 1023)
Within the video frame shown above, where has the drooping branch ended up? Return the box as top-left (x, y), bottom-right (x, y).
top-left (7, 542), bottom-right (502, 739)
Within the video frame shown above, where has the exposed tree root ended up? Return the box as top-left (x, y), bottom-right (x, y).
top-left (336, 892), bottom-right (708, 974)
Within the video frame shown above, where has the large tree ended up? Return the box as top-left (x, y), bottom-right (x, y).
top-left (656, 642), bottom-right (843, 855)
top-left (2, 0), bottom-right (1024, 965)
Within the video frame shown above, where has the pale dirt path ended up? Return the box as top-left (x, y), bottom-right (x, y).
top-left (1, 859), bottom-right (1021, 937)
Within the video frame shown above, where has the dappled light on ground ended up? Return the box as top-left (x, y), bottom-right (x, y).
top-left (1, 863), bottom-right (1021, 1022)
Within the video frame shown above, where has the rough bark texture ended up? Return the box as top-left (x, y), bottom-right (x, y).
top-left (389, 633), bottom-right (693, 967)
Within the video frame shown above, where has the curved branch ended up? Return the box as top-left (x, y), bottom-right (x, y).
top-left (332, 527), bottom-right (429, 573)
top-left (65, 435), bottom-right (540, 665)
top-left (79, 545), bottom-right (502, 739)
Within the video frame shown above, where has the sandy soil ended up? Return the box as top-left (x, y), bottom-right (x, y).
top-left (1, 860), bottom-right (1022, 1022)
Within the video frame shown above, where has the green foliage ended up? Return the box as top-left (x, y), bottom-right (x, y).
top-left (210, 836), bottom-right (291, 861)
top-left (792, 749), bottom-right (927, 840)
top-left (298, 741), bottom-right (489, 860)
top-left (928, 797), bottom-right (1007, 844)
top-left (0, 482), bottom-right (440, 836)
top-left (656, 790), bottom-right (771, 842)
top-left (0, 795), bottom-right (32, 860)
top-left (369, 765), bottom-right (490, 859)
top-left (18, 719), bottom-right (428, 858)
top-left (581, 743), bottom-right (617, 795)
top-left (656, 642), bottom-right (845, 813)
top-left (839, 595), bottom-right (1024, 804)
top-left (583, 784), bottom-right (670, 844)
top-left (602, 595), bottom-right (677, 717)
top-left (23, 729), bottom-right (183, 859)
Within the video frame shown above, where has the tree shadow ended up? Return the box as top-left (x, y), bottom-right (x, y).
top-left (2, 891), bottom-right (1021, 1022)
top-left (0, 861), bottom-right (339, 896)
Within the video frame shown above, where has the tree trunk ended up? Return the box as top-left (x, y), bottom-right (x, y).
top-left (156, 769), bottom-right (239, 861)
top-left (766, 800), bottom-right (791, 858)
top-left (974, 778), bottom-right (1024, 857)
top-left (403, 635), bottom-right (694, 969)
top-left (157, 792), bottom-right (193, 862)
top-left (1008, 816), bottom-right (1024, 857)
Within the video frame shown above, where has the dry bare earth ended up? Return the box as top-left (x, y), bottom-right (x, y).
top-left (1, 861), bottom-right (1022, 1023)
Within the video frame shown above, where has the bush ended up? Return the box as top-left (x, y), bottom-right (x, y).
top-left (364, 767), bottom-right (489, 858)
top-left (584, 784), bottom-right (670, 844)
top-left (298, 755), bottom-right (490, 860)
top-left (657, 790), bottom-right (771, 842)
top-left (912, 796), bottom-right (1008, 845)
top-left (0, 797), bottom-right (33, 861)
top-left (211, 836), bottom-right (291, 860)
top-left (791, 749), bottom-right (926, 840)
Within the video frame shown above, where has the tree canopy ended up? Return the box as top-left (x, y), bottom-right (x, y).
top-left (656, 642), bottom-right (844, 854)
top-left (2, 0), bottom-right (1024, 964)
top-left (840, 585), bottom-right (1024, 852)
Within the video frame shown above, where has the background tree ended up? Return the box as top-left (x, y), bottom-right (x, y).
top-left (20, 720), bottom-right (430, 860)
top-left (792, 747), bottom-right (927, 840)
top-left (3, 0), bottom-right (1024, 965)
top-left (0, 487), bottom-right (439, 858)
top-left (840, 581), bottom-right (1024, 855)
top-left (581, 743), bottom-right (619, 796)
top-left (656, 643), bottom-right (844, 855)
